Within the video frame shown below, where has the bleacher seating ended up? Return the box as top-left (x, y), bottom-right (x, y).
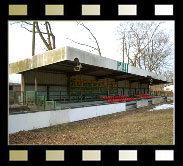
top-left (140, 96), bottom-right (154, 99)
top-left (134, 94), bottom-right (150, 97)
top-left (100, 94), bottom-right (154, 103)
top-left (107, 98), bottom-right (136, 103)
top-left (100, 95), bottom-right (129, 100)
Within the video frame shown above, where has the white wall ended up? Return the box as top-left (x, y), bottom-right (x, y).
top-left (69, 103), bottom-right (126, 122)
top-left (9, 111), bottom-right (51, 133)
top-left (9, 103), bottom-right (126, 134)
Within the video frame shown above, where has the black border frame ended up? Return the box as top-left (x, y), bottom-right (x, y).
top-left (0, 0), bottom-right (181, 165)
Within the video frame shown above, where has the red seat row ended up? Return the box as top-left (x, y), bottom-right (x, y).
top-left (107, 98), bottom-right (136, 103)
top-left (100, 95), bottom-right (129, 100)
top-left (134, 94), bottom-right (150, 97)
top-left (140, 96), bottom-right (154, 99)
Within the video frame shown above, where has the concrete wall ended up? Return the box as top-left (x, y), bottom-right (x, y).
top-left (9, 47), bottom-right (66, 74)
top-left (118, 81), bottom-right (148, 95)
top-left (9, 103), bottom-right (126, 134)
top-left (25, 85), bottom-right (47, 91)
top-left (131, 82), bottom-right (140, 88)
top-left (24, 71), bottom-right (67, 85)
top-left (152, 97), bottom-right (163, 104)
top-left (141, 84), bottom-right (148, 89)
top-left (24, 71), bottom-right (68, 97)
top-left (22, 65), bottom-right (149, 96)
top-left (118, 80), bottom-right (130, 88)
top-left (136, 100), bottom-right (149, 108)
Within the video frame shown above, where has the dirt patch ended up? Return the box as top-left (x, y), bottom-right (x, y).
top-left (9, 105), bottom-right (30, 113)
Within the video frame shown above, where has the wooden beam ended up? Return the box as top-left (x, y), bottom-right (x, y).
top-left (21, 73), bottom-right (25, 92)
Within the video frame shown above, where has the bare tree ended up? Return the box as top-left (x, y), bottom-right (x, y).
top-left (67, 22), bottom-right (102, 56)
top-left (10, 21), bottom-right (55, 56)
top-left (117, 21), bottom-right (173, 74)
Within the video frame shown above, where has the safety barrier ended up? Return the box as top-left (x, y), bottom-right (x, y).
top-left (13, 91), bottom-right (25, 104)
top-left (25, 91), bottom-right (37, 105)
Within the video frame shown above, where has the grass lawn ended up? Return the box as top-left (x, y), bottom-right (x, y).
top-left (9, 101), bottom-right (174, 145)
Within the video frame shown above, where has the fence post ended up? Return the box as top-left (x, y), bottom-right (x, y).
top-left (54, 101), bottom-right (56, 110)
top-left (43, 96), bottom-right (46, 110)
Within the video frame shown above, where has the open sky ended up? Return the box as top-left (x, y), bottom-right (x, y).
top-left (8, 21), bottom-right (174, 83)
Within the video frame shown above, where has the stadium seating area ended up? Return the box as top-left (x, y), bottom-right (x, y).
top-left (140, 96), bottom-right (154, 99)
top-left (134, 94), bottom-right (150, 97)
top-left (134, 94), bottom-right (154, 99)
top-left (100, 95), bottom-right (129, 100)
top-left (100, 94), bottom-right (154, 103)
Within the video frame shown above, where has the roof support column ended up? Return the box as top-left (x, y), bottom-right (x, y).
top-left (35, 70), bottom-right (37, 91)
top-left (21, 73), bottom-right (25, 104)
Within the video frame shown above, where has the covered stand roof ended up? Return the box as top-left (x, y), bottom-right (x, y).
top-left (9, 46), bottom-right (172, 85)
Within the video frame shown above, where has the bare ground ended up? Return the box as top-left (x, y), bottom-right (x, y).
top-left (9, 101), bottom-right (173, 145)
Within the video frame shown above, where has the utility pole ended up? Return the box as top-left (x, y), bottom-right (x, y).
top-left (122, 33), bottom-right (125, 63)
top-left (32, 22), bottom-right (35, 56)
